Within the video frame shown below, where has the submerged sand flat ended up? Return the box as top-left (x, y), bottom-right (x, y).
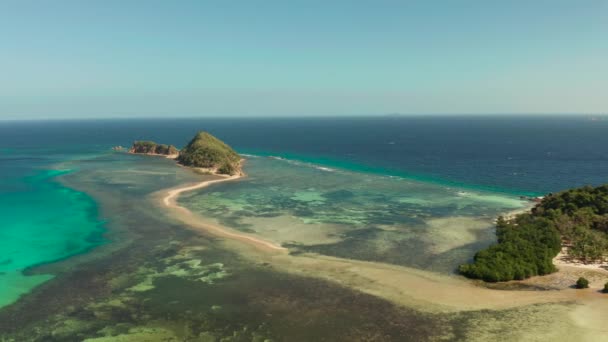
top-left (5, 152), bottom-right (605, 341)
top-left (157, 176), bottom-right (606, 310)
top-left (176, 157), bottom-right (537, 278)
top-left (151, 161), bottom-right (608, 341)
top-left (422, 216), bottom-right (494, 254)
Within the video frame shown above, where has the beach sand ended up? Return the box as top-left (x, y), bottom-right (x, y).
top-left (496, 202), bottom-right (536, 222)
top-left (553, 248), bottom-right (608, 273)
top-left (160, 173), bottom-right (288, 253)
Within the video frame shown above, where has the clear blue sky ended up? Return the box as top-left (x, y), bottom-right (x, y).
top-left (1, 0), bottom-right (606, 119)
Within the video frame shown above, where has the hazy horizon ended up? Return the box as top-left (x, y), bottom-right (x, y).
top-left (1, 1), bottom-right (606, 120)
top-left (1, 113), bottom-right (608, 123)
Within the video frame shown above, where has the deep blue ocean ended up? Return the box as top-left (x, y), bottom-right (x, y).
top-left (2, 116), bottom-right (607, 194)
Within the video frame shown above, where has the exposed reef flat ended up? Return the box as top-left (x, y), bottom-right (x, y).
top-left (3, 150), bottom-right (608, 341)
top-left (155, 165), bottom-right (605, 313)
top-left (148, 154), bottom-right (608, 341)
top-left (0, 153), bottom-right (453, 341)
top-left (160, 185), bottom-right (601, 313)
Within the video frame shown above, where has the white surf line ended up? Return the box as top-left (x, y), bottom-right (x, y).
top-left (162, 174), bottom-right (288, 252)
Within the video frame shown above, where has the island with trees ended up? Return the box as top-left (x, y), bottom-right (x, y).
top-left (129, 141), bottom-right (179, 156)
top-left (129, 131), bottom-right (242, 176)
top-left (459, 185), bottom-right (608, 282)
top-left (177, 132), bottom-right (242, 175)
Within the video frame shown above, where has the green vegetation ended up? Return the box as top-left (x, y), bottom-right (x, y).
top-left (177, 131), bottom-right (241, 175)
top-left (576, 277), bottom-right (589, 289)
top-left (534, 185), bottom-right (608, 263)
top-left (603, 282), bottom-right (608, 293)
top-left (460, 185), bottom-right (608, 282)
top-left (217, 162), bottom-right (237, 175)
top-left (458, 215), bottom-right (561, 282)
top-left (129, 132), bottom-right (241, 175)
top-left (130, 141), bottom-right (178, 155)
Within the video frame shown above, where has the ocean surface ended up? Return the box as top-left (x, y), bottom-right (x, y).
top-left (4, 116), bottom-right (608, 192)
top-left (0, 149), bottom-right (106, 307)
top-left (1, 116), bottom-right (608, 340)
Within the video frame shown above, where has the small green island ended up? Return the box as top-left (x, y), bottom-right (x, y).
top-left (460, 185), bottom-right (608, 282)
top-left (129, 141), bottom-right (179, 156)
top-left (177, 132), bottom-right (242, 175)
top-left (129, 131), bottom-right (242, 176)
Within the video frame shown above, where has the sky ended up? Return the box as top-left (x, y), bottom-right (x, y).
top-left (0, 0), bottom-right (607, 119)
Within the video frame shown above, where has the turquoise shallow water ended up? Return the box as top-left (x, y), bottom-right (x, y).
top-left (0, 168), bottom-right (105, 307)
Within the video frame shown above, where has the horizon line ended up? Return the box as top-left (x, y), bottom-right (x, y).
top-left (1, 112), bottom-right (608, 122)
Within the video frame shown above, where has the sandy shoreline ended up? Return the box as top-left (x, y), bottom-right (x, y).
top-left (553, 248), bottom-right (608, 273)
top-left (160, 173), bottom-right (288, 253)
top-left (496, 202), bottom-right (536, 222)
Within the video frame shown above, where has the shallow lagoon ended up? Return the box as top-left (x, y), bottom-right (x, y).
top-left (180, 156), bottom-right (527, 273)
top-left (0, 154), bottom-right (452, 341)
top-left (0, 146), bottom-right (604, 342)
top-left (0, 166), bottom-right (105, 308)
top-left (1, 153), bottom-right (606, 341)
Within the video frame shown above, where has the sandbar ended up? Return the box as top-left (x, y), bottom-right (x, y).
top-left (160, 173), bottom-right (288, 253)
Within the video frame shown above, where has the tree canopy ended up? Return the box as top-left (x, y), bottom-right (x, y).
top-left (177, 132), bottom-right (241, 175)
top-left (460, 184), bottom-right (608, 282)
top-left (130, 141), bottom-right (178, 155)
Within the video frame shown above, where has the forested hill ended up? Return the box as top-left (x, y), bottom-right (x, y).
top-left (177, 131), bottom-right (242, 175)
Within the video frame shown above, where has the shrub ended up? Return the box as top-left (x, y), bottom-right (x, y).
top-left (576, 277), bottom-right (589, 289)
top-left (603, 282), bottom-right (608, 293)
top-left (458, 215), bottom-right (560, 282)
top-left (218, 162), bottom-right (237, 175)
top-left (130, 141), bottom-right (158, 154)
top-left (130, 141), bottom-right (178, 155)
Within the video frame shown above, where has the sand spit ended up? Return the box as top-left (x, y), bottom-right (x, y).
top-left (160, 174), bottom-right (288, 253)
